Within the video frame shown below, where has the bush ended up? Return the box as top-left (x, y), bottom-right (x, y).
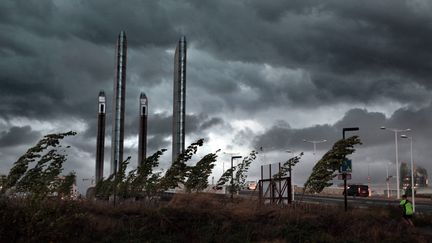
top-left (0, 195), bottom-right (431, 242)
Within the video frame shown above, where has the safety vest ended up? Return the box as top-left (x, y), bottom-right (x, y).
top-left (400, 199), bottom-right (414, 215)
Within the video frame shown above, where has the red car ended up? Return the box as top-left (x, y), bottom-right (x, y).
top-left (344, 185), bottom-right (369, 197)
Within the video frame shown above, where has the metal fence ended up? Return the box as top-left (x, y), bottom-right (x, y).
top-left (258, 163), bottom-right (292, 205)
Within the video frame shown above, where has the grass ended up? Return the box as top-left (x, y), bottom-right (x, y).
top-left (0, 194), bottom-right (431, 242)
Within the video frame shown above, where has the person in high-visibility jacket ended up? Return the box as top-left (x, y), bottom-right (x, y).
top-left (400, 194), bottom-right (414, 226)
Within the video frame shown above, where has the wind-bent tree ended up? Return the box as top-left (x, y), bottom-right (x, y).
top-left (55, 172), bottom-right (77, 199)
top-left (95, 156), bottom-right (132, 200)
top-left (95, 139), bottom-right (220, 200)
top-left (304, 136), bottom-right (361, 194)
top-left (216, 150), bottom-right (258, 194)
top-left (159, 139), bottom-right (204, 190)
top-left (128, 149), bottom-right (166, 198)
top-left (273, 152), bottom-right (304, 179)
top-left (94, 173), bottom-right (115, 200)
top-left (2, 131), bottom-right (76, 200)
top-left (184, 150), bottom-right (220, 192)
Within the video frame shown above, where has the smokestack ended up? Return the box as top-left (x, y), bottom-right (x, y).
top-left (111, 31), bottom-right (127, 175)
top-left (138, 92), bottom-right (148, 167)
top-left (95, 91), bottom-right (106, 182)
top-left (172, 36), bottom-right (187, 163)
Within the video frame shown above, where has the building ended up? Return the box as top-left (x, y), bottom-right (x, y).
top-left (400, 162), bottom-right (429, 189)
top-left (111, 31), bottom-right (127, 174)
top-left (172, 36), bottom-right (187, 163)
top-left (55, 175), bottom-right (79, 199)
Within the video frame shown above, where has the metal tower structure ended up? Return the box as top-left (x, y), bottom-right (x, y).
top-left (95, 91), bottom-right (106, 182)
top-left (111, 31), bottom-right (127, 175)
top-left (172, 36), bottom-right (187, 163)
top-left (138, 92), bottom-right (148, 166)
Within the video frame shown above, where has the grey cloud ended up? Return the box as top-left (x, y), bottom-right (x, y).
top-left (81, 111), bottom-right (225, 158)
top-left (2, 0), bottom-right (432, 189)
top-left (2, 0), bottom-right (432, 123)
top-left (199, 117), bottom-right (224, 130)
top-left (184, 0), bottom-right (432, 107)
top-left (254, 105), bottom-right (432, 154)
top-left (233, 127), bottom-right (256, 147)
top-left (0, 126), bottom-right (41, 148)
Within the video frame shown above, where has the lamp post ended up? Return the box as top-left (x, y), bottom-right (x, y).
top-left (303, 139), bottom-right (327, 155)
top-left (342, 127), bottom-right (359, 212)
top-left (223, 152), bottom-right (239, 175)
top-left (401, 134), bottom-right (415, 213)
top-left (231, 155), bottom-right (242, 200)
top-left (380, 127), bottom-right (411, 199)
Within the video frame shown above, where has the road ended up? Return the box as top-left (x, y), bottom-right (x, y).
top-left (239, 190), bottom-right (432, 213)
top-left (297, 194), bottom-right (432, 213)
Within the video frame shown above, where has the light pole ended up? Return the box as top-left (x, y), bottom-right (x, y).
top-left (380, 127), bottom-right (411, 199)
top-left (223, 152), bottom-right (239, 175)
top-left (303, 139), bottom-right (327, 155)
top-left (401, 134), bottom-right (415, 212)
top-left (231, 155), bottom-right (242, 200)
top-left (342, 127), bottom-right (359, 212)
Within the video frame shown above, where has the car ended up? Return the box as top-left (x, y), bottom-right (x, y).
top-left (245, 181), bottom-right (257, 190)
top-left (343, 184), bottom-right (369, 197)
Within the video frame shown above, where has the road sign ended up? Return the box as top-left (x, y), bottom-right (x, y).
top-left (338, 173), bottom-right (351, 180)
top-left (339, 159), bottom-right (352, 173)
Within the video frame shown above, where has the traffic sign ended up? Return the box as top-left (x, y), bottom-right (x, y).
top-left (339, 159), bottom-right (352, 173)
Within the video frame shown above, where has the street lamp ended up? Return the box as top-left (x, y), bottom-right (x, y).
top-left (231, 155), bottom-right (242, 200)
top-left (223, 152), bottom-right (239, 175)
top-left (380, 126), bottom-right (411, 199)
top-left (342, 127), bottom-right (359, 212)
top-left (401, 134), bottom-right (415, 213)
top-left (303, 139), bottom-right (327, 155)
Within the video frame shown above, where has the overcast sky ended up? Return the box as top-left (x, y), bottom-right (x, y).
top-left (1, 0), bottom-right (432, 193)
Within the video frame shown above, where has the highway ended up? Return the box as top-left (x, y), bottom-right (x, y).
top-left (239, 190), bottom-right (432, 213)
top-left (297, 194), bottom-right (432, 213)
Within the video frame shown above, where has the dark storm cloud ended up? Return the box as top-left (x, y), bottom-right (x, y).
top-left (0, 0), bottom-right (178, 122)
top-left (253, 105), bottom-right (432, 153)
top-left (81, 111), bottom-right (225, 156)
top-left (0, 126), bottom-right (41, 147)
top-left (0, 0), bottom-right (180, 47)
top-left (182, 0), bottom-right (432, 110)
top-left (2, 0), bottom-right (431, 122)
top-left (122, 112), bottom-right (225, 138)
top-left (147, 135), bottom-right (170, 152)
top-left (1, 0), bottom-right (432, 186)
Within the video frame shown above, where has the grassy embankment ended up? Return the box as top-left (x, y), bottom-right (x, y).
top-left (0, 194), bottom-right (431, 242)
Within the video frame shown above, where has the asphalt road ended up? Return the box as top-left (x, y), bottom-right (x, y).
top-left (297, 194), bottom-right (432, 213)
top-left (238, 190), bottom-right (432, 213)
